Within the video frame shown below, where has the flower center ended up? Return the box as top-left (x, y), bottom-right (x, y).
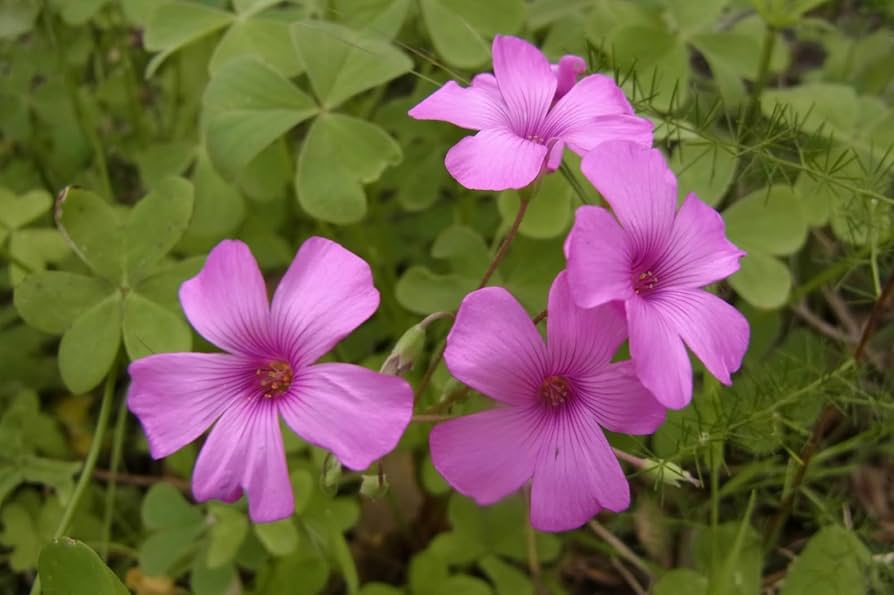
top-left (539, 375), bottom-right (572, 407)
top-left (526, 134), bottom-right (546, 144)
top-left (256, 360), bottom-right (293, 399)
top-left (633, 270), bottom-right (659, 295)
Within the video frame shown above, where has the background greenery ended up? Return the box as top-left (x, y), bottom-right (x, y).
top-left (1, 0), bottom-right (893, 593)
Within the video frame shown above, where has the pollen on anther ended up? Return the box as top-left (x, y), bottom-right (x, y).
top-left (257, 360), bottom-right (293, 399)
top-left (539, 375), bottom-right (572, 407)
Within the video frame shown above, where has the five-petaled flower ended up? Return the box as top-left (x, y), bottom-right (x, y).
top-left (429, 272), bottom-right (666, 532)
top-left (408, 35), bottom-right (652, 191)
top-left (128, 238), bottom-right (413, 522)
top-left (566, 141), bottom-right (750, 410)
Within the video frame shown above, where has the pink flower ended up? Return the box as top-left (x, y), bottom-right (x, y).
top-left (429, 272), bottom-right (665, 532)
top-left (127, 238), bottom-right (413, 522)
top-left (408, 35), bottom-right (652, 191)
top-left (565, 141), bottom-right (749, 410)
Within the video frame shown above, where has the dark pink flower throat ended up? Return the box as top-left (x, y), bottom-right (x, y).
top-left (539, 375), bottom-right (573, 407)
top-left (257, 360), bottom-right (293, 399)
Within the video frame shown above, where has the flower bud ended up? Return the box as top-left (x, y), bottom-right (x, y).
top-left (438, 377), bottom-right (466, 405)
top-left (644, 459), bottom-right (702, 488)
top-left (320, 454), bottom-right (342, 496)
top-left (380, 324), bottom-right (426, 376)
top-left (359, 473), bottom-right (389, 499)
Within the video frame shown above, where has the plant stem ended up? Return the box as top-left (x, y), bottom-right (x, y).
top-left (588, 520), bottom-right (653, 579)
top-left (738, 24), bottom-right (777, 142)
top-left (43, 10), bottom-right (113, 199)
top-left (100, 390), bottom-right (129, 560)
top-left (525, 487), bottom-right (542, 590)
top-left (764, 269), bottom-right (893, 548)
top-left (414, 184), bottom-right (536, 399)
top-left (30, 366), bottom-right (118, 595)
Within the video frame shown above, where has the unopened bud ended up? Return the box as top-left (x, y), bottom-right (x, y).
top-left (359, 473), bottom-right (389, 499)
top-left (438, 377), bottom-right (466, 405)
top-left (381, 325), bottom-right (426, 376)
top-left (320, 454), bottom-right (342, 496)
top-left (644, 459), bottom-right (702, 488)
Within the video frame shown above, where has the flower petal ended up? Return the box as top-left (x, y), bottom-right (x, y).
top-left (128, 353), bottom-right (255, 459)
top-left (560, 114), bottom-right (654, 156)
top-left (270, 237), bottom-right (379, 367)
top-left (543, 74), bottom-right (639, 140)
top-left (445, 287), bottom-right (548, 406)
top-left (491, 35), bottom-right (556, 135)
top-left (566, 206), bottom-right (635, 308)
top-left (552, 55), bottom-right (587, 100)
top-left (626, 296), bottom-right (693, 409)
top-left (192, 398), bottom-right (293, 523)
top-left (529, 409), bottom-right (628, 532)
top-left (652, 289), bottom-right (749, 385)
top-left (279, 363), bottom-right (413, 470)
top-left (179, 240), bottom-right (271, 356)
top-left (580, 142), bottom-right (676, 257)
top-left (445, 128), bottom-right (548, 191)
top-left (575, 361), bottom-right (666, 434)
top-left (430, 407), bottom-right (538, 505)
top-left (659, 193), bottom-right (746, 289)
top-left (408, 80), bottom-right (507, 130)
top-left (547, 271), bottom-right (627, 373)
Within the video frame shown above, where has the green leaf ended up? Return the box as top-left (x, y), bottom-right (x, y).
top-left (780, 525), bottom-right (870, 595)
top-left (210, 15), bottom-right (305, 78)
top-left (126, 177), bottom-right (194, 285)
top-left (258, 548), bottom-right (330, 595)
top-left (8, 228), bottom-right (70, 285)
top-left (480, 555), bottom-right (533, 595)
top-left (122, 292), bottom-right (191, 359)
top-left (730, 253), bottom-right (792, 309)
top-left (140, 523), bottom-right (207, 576)
top-left (420, 0), bottom-right (525, 68)
top-left (0, 500), bottom-right (41, 571)
top-left (255, 519), bottom-right (299, 557)
top-left (0, 0), bottom-right (39, 39)
top-left (0, 188), bottom-right (51, 231)
top-left (498, 173), bottom-right (572, 239)
top-left (792, 172), bottom-right (836, 227)
top-left (204, 56), bottom-right (318, 176)
top-left (142, 483), bottom-right (203, 530)
top-left (55, 187), bottom-right (124, 283)
top-left (56, 0), bottom-right (109, 25)
top-left (446, 494), bottom-right (560, 564)
top-left (670, 142), bottom-right (738, 207)
top-left (144, 1), bottom-right (235, 77)
top-left (59, 294), bottom-right (122, 393)
top-left (724, 185), bottom-right (808, 255)
top-left (609, 24), bottom-right (690, 111)
top-left (335, 0), bottom-right (410, 39)
top-left (690, 33), bottom-right (763, 79)
top-left (207, 505), bottom-right (249, 568)
top-left (14, 271), bottom-right (112, 334)
top-left (38, 538), bottom-right (128, 595)
top-left (135, 141), bottom-right (195, 188)
top-left (662, 0), bottom-right (727, 35)
top-left (653, 569), bottom-right (709, 595)
top-left (136, 256), bottom-right (205, 313)
top-left (694, 520), bottom-right (762, 595)
top-left (191, 559), bottom-right (239, 595)
top-left (291, 20), bottom-right (412, 108)
top-left (296, 113), bottom-right (402, 224)
top-left (762, 83), bottom-right (858, 139)
top-left (186, 151), bottom-right (246, 242)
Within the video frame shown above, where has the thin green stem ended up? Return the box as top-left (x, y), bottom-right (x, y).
top-left (30, 366), bottom-right (118, 595)
top-left (42, 9), bottom-right (113, 199)
top-left (737, 24), bottom-right (777, 143)
top-left (414, 182), bottom-right (537, 399)
top-left (100, 389), bottom-right (129, 560)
